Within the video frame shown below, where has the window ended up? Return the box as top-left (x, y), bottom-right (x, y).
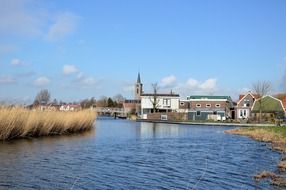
top-left (196, 104), bottom-right (201, 107)
top-left (180, 102), bottom-right (185, 106)
top-left (161, 115), bottom-right (168, 120)
top-left (163, 99), bottom-right (171, 107)
top-left (215, 104), bottom-right (221, 108)
top-left (196, 111), bottom-right (201, 116)
top-left (206, 104), bottom-right (211, 108)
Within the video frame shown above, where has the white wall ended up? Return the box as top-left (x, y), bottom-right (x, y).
top-left (141, 96), bottom-right (179, 110)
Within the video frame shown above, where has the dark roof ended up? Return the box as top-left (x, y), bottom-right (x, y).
top-left (137, 72), bottom-right (141, 83)
top-left (188, 95), bottom-right (234, 107)
top-left (141, 93), bottom-right (180, 97)
top-left (124, 99), bottom-right (141, 103)
top-left (188, 95), bottom-right (231, 100)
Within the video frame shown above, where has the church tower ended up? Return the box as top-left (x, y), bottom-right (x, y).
top-left (135, 72), bottom-right (143, 100)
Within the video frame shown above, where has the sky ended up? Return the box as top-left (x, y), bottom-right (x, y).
top-left (1, 0), bottom-right (286, 103)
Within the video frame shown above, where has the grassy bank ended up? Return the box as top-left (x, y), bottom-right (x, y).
top-left (226, 127), bottom-right (286, 186)
top-left (0, 107), bottom-right (96, 140)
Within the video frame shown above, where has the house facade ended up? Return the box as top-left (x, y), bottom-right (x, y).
top-left (236, 92), bottom-right (258, 120)
top-left (141, 93), bottom-right (180, 119)
top-left (186, 95), bottom-right (234, 121)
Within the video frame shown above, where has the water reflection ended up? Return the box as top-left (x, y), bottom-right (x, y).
top-left (0, 118), bottom-right (282, 190)
top-left (139, 122), bottom-right (181, 138)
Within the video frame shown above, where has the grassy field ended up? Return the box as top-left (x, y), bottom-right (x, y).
top-left (226, 126), bottom-right (286, 186)
top-left (0, 107), bottom-right (96, 140)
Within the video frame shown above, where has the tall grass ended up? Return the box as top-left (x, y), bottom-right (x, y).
top-left (0, 107), bottom-right (96, 140)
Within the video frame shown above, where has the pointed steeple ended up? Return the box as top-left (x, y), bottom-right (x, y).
top-left (137, 72), bottom-right (141, 84)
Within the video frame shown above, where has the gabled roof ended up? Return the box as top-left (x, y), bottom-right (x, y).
top-left (237, 92), bottom-right (258, 105)
top-left (252, 95), bottom-right (285, 113)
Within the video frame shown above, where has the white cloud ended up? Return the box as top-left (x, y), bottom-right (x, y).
top-left (199, 78), bottom-right (217, 92)
top-left (46, 12), bottom-right (79, 42)
top-left (0, 0), bottom-right (43, 36)
top-left (160, 75), bottom-right (177, 88)
top-left (73, 73), bottom-right (98, 88)
top-left (0, 75), bottom-right (16, 84)
top-left (11, 58), bottom-right (23, 66)
top-left (63, 64), bottom-right (78, 75)
top-left (186, 78), bottom-right (199, 89)
top-left (33, 76), bottom-right (50, 87)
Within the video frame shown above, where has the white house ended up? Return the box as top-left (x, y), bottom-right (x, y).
top-left (140, 93), bottom-right (180, 119)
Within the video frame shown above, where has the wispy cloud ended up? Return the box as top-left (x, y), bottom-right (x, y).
top-left (72, 73), bottom-right (98, 88)
top-left (11, 58), bottom-right (23, 66)
top-left (0, 75), bottom-right (16, 84)
top-left (46, 12), bottom-right (79, 42)
top-left (0, 0), bottom-right (43, 36)
top-left (33, 76), bottom-right (50, 87)
top-left (160, 75), bottom-right (177, 88)
top-left (63, 64), bottom-right (78, 75)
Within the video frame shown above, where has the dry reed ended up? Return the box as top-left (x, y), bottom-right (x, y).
top-left (0, 107), bottom-right (96, 140)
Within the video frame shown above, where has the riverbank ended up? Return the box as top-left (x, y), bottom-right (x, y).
top-left (226, 127), bottom-right (286, 187)
top-left (136, 119), bottom-right (278, 127)
top-left (0, 108), bottom-right (96, 140)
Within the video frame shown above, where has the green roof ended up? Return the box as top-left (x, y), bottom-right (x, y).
top-left (188, 95), bottom-right (234, 107)
top-left (252, 95), bottom-right (285, 113)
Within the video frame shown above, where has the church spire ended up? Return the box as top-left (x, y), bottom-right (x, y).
top-left (137, 72), bottom-right (141, 84)
top-left (135, 72), bottom-right (143, 99)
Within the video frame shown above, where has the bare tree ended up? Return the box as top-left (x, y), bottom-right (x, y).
top-left (150, 83), bottom-right (160, 113)
top-left (34, 89), bottom-right (51, 105)
top-left (252, 81), bottom-right (272, 123)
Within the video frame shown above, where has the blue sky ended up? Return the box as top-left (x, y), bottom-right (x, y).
top-left (0, 0), bottom-right (286, 103)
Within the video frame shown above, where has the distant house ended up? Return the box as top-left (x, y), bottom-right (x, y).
top-left (178, 100), bottom-right (190, 113)
top-left (187, 95), bottom-right (234, 121)
top-left (236, 92), bottom-right (258, 120)
top-left (140, 93), bottom-right (180, 119)
top-left (123, 99), bottom-right (141, 115)
top-left (59, 104), bottom-right (81, 111)
top-left (251, 95), bottom-right (285, 119)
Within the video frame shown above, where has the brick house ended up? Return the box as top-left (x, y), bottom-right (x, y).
top-left (186, 95), bottom-right (234, 121)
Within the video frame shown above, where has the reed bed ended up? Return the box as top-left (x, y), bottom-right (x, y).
top-left (0, 107), bottom-right (96, 140)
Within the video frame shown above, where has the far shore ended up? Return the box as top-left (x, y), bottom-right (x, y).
top-left (136, 119), bottom-right (280, 127)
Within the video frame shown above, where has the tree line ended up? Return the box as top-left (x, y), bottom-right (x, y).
top-left (33, 89), bottom-right (125, 109)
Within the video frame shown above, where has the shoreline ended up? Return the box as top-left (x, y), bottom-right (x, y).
top-left (137, 119), bottom-right (286, 187)
top-left (136, 119), bottom-right (278, 127)
top-left (226, 127), bottom-right (286, 187)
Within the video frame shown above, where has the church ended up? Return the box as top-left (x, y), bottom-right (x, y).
top-left (123, 73), bottom-right (180, 117)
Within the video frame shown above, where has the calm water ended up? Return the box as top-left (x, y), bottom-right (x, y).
top-left (0, 117), bottom-right (283, 190)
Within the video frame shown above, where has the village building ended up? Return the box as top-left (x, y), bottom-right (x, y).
top-left (186, 95), bottom-right (234, 121)
top-left (251, 95), bottom-right (285, 121)
top-left (122, 73), bottom-right (142, 115)
top-left (235, 92), bottom-right (258, 120)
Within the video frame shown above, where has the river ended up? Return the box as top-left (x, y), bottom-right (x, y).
top-left (0, 117), bottom-right (283, 190)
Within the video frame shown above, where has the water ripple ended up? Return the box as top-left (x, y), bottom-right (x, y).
top-left (0, 119), bottom-right (282, 189)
